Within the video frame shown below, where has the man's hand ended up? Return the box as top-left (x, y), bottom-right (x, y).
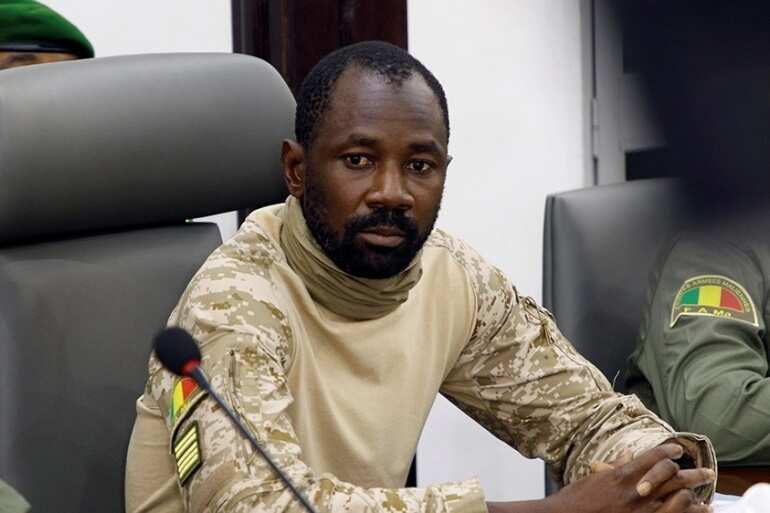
top-left (552, 444), bottom-right (715, 513)
top-left (591, 443), bottom-right (713, 499)
top-left (590, 449), bottom-right (633, 474)
top-left (487, 444), bottom-right (715, 513)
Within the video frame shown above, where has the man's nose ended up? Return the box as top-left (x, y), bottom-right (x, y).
top-left (366, 163), bottom-right (414, 211)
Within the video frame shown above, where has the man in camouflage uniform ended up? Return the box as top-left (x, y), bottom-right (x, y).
top-left (627, 217), bottom-right (770, 466)
top-left (126, 42), bottom-right (716, 513)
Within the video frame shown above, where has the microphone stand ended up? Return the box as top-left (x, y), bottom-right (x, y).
top-left (189, 367), bottom-right (319, 513)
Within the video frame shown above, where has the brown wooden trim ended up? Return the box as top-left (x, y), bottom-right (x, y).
top-left (232, 0), bottom-right (269, 57)
top-left (232, 0), bottom-right (406, 94)
top-left (338, 0), bottom-right (407, 49)
top-left (717, 466), bottom-right (770, 496)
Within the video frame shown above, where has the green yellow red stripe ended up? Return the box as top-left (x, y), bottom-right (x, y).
top-left (680, 285), bottom-right (743, 311)
top-left (171, 377), bottom-right (199, 421)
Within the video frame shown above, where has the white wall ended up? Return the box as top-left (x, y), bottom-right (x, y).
top-left (409, 0), bottom-right (587, 501)
top-left (43, 0), bottom-right (239, 241)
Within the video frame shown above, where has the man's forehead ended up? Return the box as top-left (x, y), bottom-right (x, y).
top-left (318, 66), bottom-right (447, 143)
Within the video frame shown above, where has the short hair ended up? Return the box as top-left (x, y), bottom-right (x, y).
top-left (295, 41), bottom-right (449, 148)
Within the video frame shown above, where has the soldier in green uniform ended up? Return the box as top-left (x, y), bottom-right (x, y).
top-left (627, 218), bottom-right (770, 466)
top-left (0, 0), bottom-right (93, 70)
top-left (126, 42), bottom-right (717, 513)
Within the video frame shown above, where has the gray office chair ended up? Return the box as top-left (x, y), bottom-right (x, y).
top-left (542, 178), bottom-right (689, 388)
top-left (541, 178), bottom-right (690, 494)
top-left (0, 53), bottom-right (294, 513)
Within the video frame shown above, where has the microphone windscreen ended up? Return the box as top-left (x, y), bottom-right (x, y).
top-left (153, 326), bottom-right (202, 376)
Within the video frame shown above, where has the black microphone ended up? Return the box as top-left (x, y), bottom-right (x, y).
top-left (153, 327), bottom-right (318, 513)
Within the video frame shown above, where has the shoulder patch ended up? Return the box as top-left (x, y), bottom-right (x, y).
top-left (670, 274), bottom-right (759, 328)
top-left (173, 421), bottom-right (202, 486)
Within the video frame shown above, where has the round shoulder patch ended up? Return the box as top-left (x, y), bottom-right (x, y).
top-left (670, 274), bottom-right (759, 328)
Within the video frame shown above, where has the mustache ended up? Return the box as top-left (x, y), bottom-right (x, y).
top-left (344, 209), bottom-right (419, 239)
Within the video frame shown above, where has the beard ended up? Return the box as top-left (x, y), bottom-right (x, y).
top-left (302, 179), bottom-right (439, 280)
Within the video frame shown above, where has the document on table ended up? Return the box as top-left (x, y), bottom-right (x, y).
top-left (712, 484), bottom-right (770, 513)
top-left (713, 493), bottom-right (741, 513)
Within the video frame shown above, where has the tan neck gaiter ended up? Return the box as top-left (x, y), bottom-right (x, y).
top-left (279, 196), bottom-right (423, 320)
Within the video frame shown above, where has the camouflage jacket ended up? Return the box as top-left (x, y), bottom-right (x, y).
top-left (126, 204), bottom-right (715, 513)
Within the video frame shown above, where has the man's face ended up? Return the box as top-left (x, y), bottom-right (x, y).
top-left (0, 51), bottom-right (78, 70)
top-left (286, 66), bottom-right (449, 279)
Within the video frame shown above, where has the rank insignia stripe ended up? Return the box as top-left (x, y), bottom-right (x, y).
top-left (670, 274), bottom-right (759, 328)
top-left (173, 421), bottom-right (202, 486)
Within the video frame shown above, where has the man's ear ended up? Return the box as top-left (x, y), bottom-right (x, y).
top-left (282, 139), bottom-right (306, 198)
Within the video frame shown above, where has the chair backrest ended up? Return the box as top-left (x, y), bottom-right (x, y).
top-left (542, 178), bottom-right (689, 388)
top-left (0, 53), bottom-right (295, 513)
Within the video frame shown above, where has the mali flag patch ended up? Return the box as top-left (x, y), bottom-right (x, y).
top-left (170, 377), bottom-right (202, 423)
top-left (670, 274), bottom-right (758, 328)
top-left (173, 421), bottom-right (202, 485)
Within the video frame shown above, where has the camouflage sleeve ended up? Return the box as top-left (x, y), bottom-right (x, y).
top-left (440, 248), bottom-right (715, 501)
top-left (148, 247), bottom-right (487, 513)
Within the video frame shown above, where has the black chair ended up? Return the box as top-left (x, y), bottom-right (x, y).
top-left (542, 178), bottom-right (691, 386)
top-left (0, 53), bottom-right (294, 513)
top-left (541, 178), bottom-right (689, 493)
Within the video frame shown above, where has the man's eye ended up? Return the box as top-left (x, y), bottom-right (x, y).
top-left (406, 160), bottom-right (433, 174)
top-left (344, 155), bottom-right (373, 168)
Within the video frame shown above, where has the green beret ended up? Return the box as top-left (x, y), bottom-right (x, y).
top-left (0, 0), bottom-right (93, 58)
